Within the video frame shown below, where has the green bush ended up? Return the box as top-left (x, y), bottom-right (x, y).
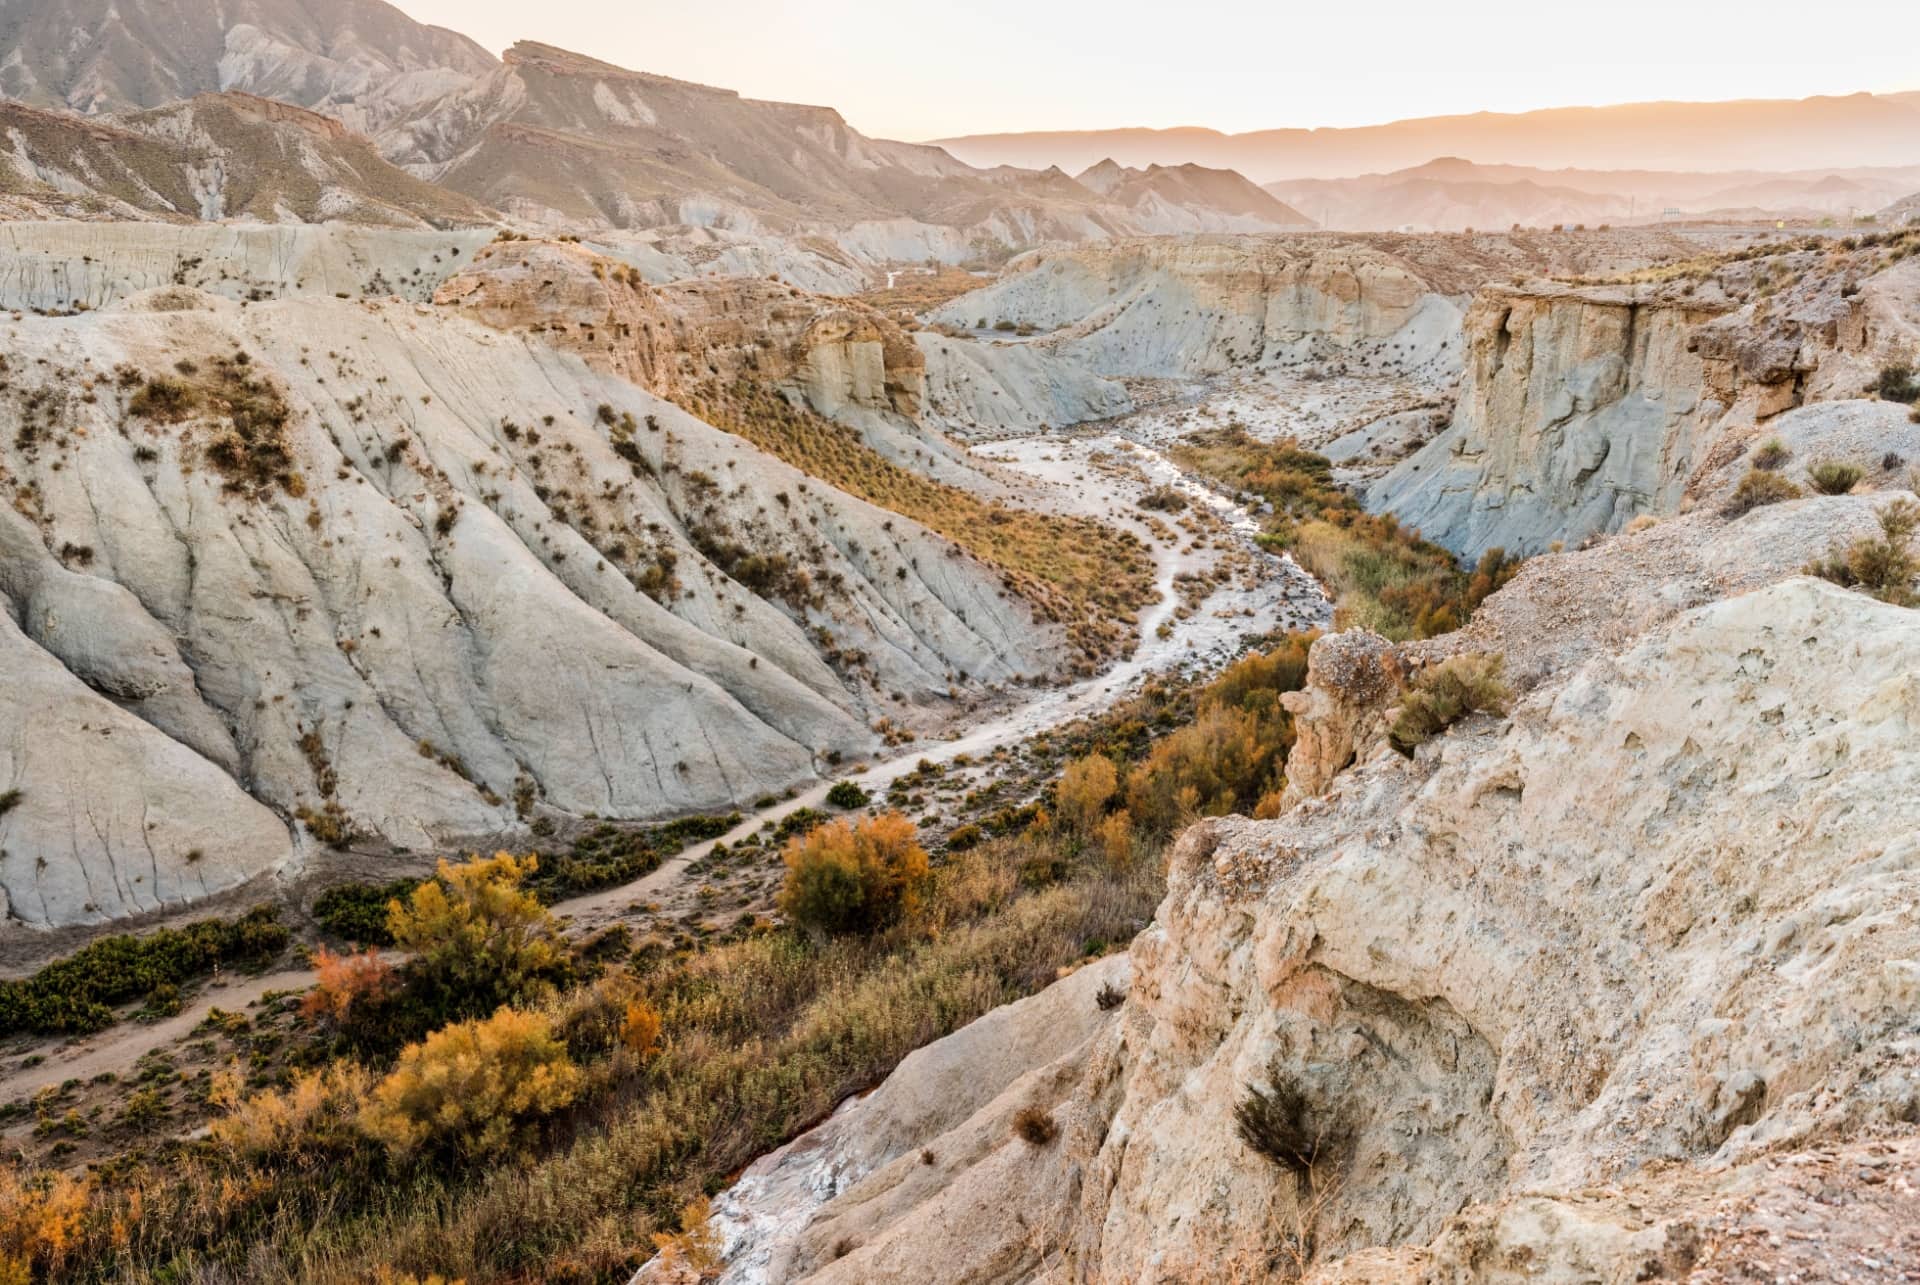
top-left (1876, 363), bottom-right (1920, 404)
top-left (1723, 467), bottom-right (1803, 516)
top-left (0, 908), bottom-right (287, 1037)
top-left (1750, 438), bottom-right (1791, 471)
top-left (1807, 460), bottom-right (1865, 496)
top-left (314, 878), bottom-right (422, 947)
top-left (824, 780), bottom-right (871, 810)
top-left (1388, 654), bottom-right (1513, 757)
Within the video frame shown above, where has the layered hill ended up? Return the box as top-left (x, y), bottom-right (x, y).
top-left (1076, 159), bottom-right (1312, 232)
top-left (0, 0), bottom-right (496, 133)
top-left (0, 93), bottom-right (493, 226)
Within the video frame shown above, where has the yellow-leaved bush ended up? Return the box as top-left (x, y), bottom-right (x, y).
top-left (385, 852), bottom-right (567, 1020)
top-left (777, 811), bottom-right (929, 936)
top-left (357, 1007), bottom-right (582, 1159)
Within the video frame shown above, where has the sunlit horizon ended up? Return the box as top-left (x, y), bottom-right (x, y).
top-left (390, 0), bottom-right (1920, 143)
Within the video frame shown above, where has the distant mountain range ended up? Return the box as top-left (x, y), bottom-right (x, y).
top-left (0, 0), bottom-right (1311, 251)
top-left (1, 0), bottom-right (1913, 244)
top-left (1265, 157), bottom-right (1920, 232)
top-left (938, 92), bottom-right (1920, 182)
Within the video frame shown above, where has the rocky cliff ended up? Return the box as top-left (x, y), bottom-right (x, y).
top-left (1372, 234), bottom-right (1920, 558)
top-left (670, 412), bottom-right (1920, 1280)
top-left (930, 237), bottom-right (1466, 380)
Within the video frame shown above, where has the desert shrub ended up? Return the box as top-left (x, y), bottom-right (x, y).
top-left (1806, 497), bottom-right (1920, 606)
top-left (620, 1000), bottom-right (663, 1060)
top-left (1096, 810), bottom-right (1136, 869)
top-left (1137, 485), bottom-right (1188, 513)
top-left (649, 1196), bottom-right (721, 1279)
top-left (1876, 362), bottom-right (1920, 403)
top-left (0, 1166), bottom-right (90, 1281)
top-left (1123, 635), bottom-right (1312, 836)
top-left (1095, 982), bottom-right (1127, 1011)
top-left (315, 877), bottom-right (421, 946)
top-left (358, 1007), bottom-right (582, 1160)
top-left (1807, 460), bottom-right (1865, 496)
top-left (777, 812), bottom-right (929, 936)
top-left (1751, 437), bottom-right (1792, 470)
top-left (127, 375), bottom-right (197, 422)
top-left (945, 823), bottom-right (984, 852)
top-left (824, 780), bottom-right (871, 810)
top-left (533, 813), bottom-right (738, 900)
top-left (1055, 753), bottom-right (1118, 833)
top-left (1012, 1104), bottom-right (1058, 1146)
top-left (300, 948), bottom-right (396, 1027)
top-left (1388, 654), bottom-right (1513, 757)
top-left (209, 1060), bottom-right (372, 1160)
top-left (386, 853), bottom-right (569, 1023)
top-left (1235, 1061), bottom-right (1344, 1182)
top-left (0, 908), bottom-right (286, 1037)
top-left (1723, 467), bottom-right (1803, 516)
top-left (0, 788), bottom-right (19, 818)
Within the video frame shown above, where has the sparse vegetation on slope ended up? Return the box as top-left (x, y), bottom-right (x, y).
top-left (1388, 654), bottom-right (1514, 757)
top-left (686, 381), bottom-right (1157, 667)
top-left (0, 909), bottom-right (288, 1037)
top-left (1806, 498), bottom-right (1920, 607)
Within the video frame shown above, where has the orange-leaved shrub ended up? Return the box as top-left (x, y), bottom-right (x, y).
top-left (1124, 634), bottom-right (1313, 835)
top-left (777, 812), bottom-right (929, 936)
top-left (300, 946), bottom-right (395, 1027)
top-left (1055, 753), bottom-right (1118, 833)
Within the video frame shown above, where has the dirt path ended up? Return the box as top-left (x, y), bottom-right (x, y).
top-left (3, 426), bottom-right (1328, 1104)
top-left (3, 966), bottom-right (318, 1102)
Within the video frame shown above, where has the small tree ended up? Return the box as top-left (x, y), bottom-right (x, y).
top-left (621, 1000), bottom-right (663, 1060)
top-left (777, 812), bottom-right (929, 936)
top-left (358, 1007), bottom-right (581, 1159)
top-left (386, 853), bottom-right (567, 1021)
top-left (300, 947), bottom-right (395, 1027)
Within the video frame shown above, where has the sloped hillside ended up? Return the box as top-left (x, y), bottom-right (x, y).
top-left (0, 282), bottom-right (1090, 928)
top-left (684, 439), bottom-right (1920, 1280)
top-left (0, 93), bottom-right (493, 226)
top-left (0, 0), bottom-right (496, 132)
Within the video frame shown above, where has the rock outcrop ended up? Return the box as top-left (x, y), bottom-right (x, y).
top-left (699, 570), bottom-right (1920, 1283)
top-left (1372, 238), bottom-right (1920, 558)
top-left (931, 237), bottom-right (1466, 380)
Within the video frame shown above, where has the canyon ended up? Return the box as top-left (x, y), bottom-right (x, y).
top-left (1, 4), bottom-right (1918, 1283)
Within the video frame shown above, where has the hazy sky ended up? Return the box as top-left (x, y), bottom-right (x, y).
top-left (392, 0), bottom-right (1920, 142)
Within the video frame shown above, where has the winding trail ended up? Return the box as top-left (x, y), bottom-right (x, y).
top-left (2, 430), bottom-right (1327, 1104)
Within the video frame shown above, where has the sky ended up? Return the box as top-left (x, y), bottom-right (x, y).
top-left (391, 0), bottom-right (1920, 143)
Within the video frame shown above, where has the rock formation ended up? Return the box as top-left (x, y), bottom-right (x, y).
top-left (1373, 239), bottom-right (1920, 557)
top-left (691, 568), bottom-right (1920, 1281)
top-left (0, 276), bottom-right (1073, 927)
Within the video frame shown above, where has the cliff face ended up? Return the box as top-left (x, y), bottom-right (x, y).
top-left (674, 455), bottom-right (1920, 1280)
top-left (930, 237), bottom-right (1465, 379)
top-left (1369, 284), bottom-right (1734, 558)
top-left (1371, 245), bottom-right (1920, 560)
top-left (433, 239), bottom-right (928, 420)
